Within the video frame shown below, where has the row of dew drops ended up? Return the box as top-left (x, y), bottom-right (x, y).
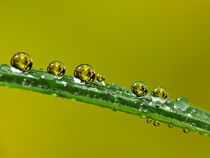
top-left (10, 52), bottom-right (191, 134)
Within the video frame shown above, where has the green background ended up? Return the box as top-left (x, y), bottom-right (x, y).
top-left (0, 0), bottom-right (210, 157)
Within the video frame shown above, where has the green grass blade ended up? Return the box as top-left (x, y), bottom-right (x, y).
top-left (0, 64), bottom-right (210, 136)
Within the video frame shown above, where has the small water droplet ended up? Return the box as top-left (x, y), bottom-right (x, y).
top-left (183, 128), bottom-right (189, 133)
top-left (153, 120), bottom-right (160, 126)
top-left (151, 87), bottom-right (168, 104)
top-left (74, 64), bottom-right (96, 84)
top-left (10, 52), bottom-right (33, 72)
top-left (131, 81), bottom-right (148, 97)
top-left (96, 73), bottom-right (105, 82)
top-left (47, 61), bottom-right (66, 78)
top-left (146, 118), bottom-right (152, 123)
top-left (168, 124), bottom-right (173, 128)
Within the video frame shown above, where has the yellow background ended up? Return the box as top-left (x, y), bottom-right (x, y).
top-left (0, 0), bottom-right (210, 157)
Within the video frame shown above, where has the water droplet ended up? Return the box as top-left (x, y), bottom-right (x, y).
top-left (47, 61), bottom-right (66, 78)
top-left (153, 120), bottom-right (160, 126)
top-left (183, 128), bottom-right (189, 133)
top-left (146, 118), bottom-right (152, 123)
top-left (96, 73), bottom-right (105, 82)
top-left (151, 87), bottom-right (168, 104)
top-left (174, 96), bottom-right (189, 111)
top-left (74, 64), bottom-right (96, 84)
top-left (131, 81), bottom-right (148, 97)
top-left (10, 52), bottom-right (33, 72)
top-left (168, 124), bottom-right (173, 128)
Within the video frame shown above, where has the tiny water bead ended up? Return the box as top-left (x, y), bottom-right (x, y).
top-left (183, 128), bottom-right (190, 133)
top-left (146, 118), bottom-right (152, 123)
top-left (47, 61), bottom-right (66, 77)
top-left (74, 64), bottom-right (96, 84)
top-left (153, 120), bottom-right (160, 126)
top-left (96, 73), bottom-right (105, 82)
top-left (151, 87), bottom-right (168, 104)
top-left (168, 124), bottom-right (173, 128)
top-left (131, 81), bottom-right (148, 97)
top-left (10, 52), bottom-right (33, 72)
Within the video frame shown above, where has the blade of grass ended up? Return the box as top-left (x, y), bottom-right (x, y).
top-left (0, 64), bottom-right (210, 136)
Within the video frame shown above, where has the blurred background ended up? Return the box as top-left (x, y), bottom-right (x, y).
top-left (0, 0), bottom-right (210, 157)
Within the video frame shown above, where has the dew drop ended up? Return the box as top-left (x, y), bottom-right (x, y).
top-left (131, 81), bottom-right (148, 97)
top-left (168, 124), bottom-right (173, 128)
top-left (183, 128), bottom-right (189, 133)
top-left (153, 120), bottom-right (160, 126)
top-left (146, 118), bottom-right (152, 123)
top-left (10, 52), bottom-right (33, 72)
top-left (151, 87), bottom-right (168, 104)
top-left (73, 64), bottom-right (96, 84)
top-left (47, 61), bottom-right (66, 78)
top-left (174, 96), bottom-right (189, 112)
top-left (96, 73), bottom-right (105, 82)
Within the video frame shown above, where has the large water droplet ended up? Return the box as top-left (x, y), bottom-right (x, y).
top-left (174, 96), bottom-right (189, 112)
top-left (131, 81), bottom-right (148, 97)
top-left (47, 61), bottom-right (66, 78)
top-left (10, 52), bottom-right (33, 72)
top-left (151, 87), bottom-right (168, 104)
top-left (73, 64), bottom-right (96, 84)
